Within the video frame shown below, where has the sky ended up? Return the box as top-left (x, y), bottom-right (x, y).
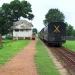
top-left (0, 0), bottom-right (75, 31)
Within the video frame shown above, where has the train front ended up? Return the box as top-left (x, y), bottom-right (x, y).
top-left (48, 22), bottom-right (66, 46)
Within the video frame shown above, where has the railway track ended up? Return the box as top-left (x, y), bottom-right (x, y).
top-left (48, 47), bottom-right (75, 75)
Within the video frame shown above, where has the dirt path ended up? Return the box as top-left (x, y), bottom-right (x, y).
top-left (0, 40), bottom-right (37, 75)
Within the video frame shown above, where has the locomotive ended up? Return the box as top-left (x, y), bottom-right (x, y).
top-left (39, 22), bottom-right (66, 46)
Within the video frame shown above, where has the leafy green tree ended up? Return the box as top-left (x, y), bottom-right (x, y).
top-left (72, 29), bottom-right (75, 36)
top-left (43, 8), bottom-right (65, 26)
top-left (66, 24), bottom-right (73, 36)
top-left (20, 0), bottom-right (34, 20)
top-left (9, 0), bottom-right (34, 21)
top-left (0, 7), bottom-right (12, 35)
top-left (9, 0), bottom-right (21, 21)
top-left (33, 28), bottom-right (38, 34)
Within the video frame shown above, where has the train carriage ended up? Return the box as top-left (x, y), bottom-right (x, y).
top-left (39, 22), bottom-right (66, 46)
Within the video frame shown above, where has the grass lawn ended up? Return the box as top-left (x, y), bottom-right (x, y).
top-left (35, 39), bottom-right (60, 75)
top-left (63, 40), bottom-right (75, 52)
top-left (0, 40), bottom-right (30, 65)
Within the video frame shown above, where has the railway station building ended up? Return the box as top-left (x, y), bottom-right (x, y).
top-left (12, 20), bottom-right (33, 40)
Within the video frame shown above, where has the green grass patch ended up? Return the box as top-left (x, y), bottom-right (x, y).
top-left (63, 40), bottom-right (75, 52)
top-left (35, 39), bottom-right (60, 75)
top-left (0, 40), bottom-right (30, 65)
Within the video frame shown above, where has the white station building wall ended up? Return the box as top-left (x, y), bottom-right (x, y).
top-left (13, 30), bottom-right (32, 38)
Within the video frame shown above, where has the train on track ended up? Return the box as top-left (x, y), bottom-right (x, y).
top-left (39, 22), bottom-right (66, 46)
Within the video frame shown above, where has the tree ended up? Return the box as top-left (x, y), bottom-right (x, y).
top-left (72, 29), bottom-right (75, 36)
top-left (33, 28), bottom-right (38, 34)
top-left (9, 0), bottom-right (34, 21)
top-left (9, 0), bottom-right (21, 21)
top-left (66, 24), bottom-right (74, 36)
top-left (0, 0), bottom-right (34, 35)
top-left (0, 7), bottom-right (13, 35)
top-left (20, 0), bottom-right (34, 20)
top-left (43, 8), bottom-right (65, 26)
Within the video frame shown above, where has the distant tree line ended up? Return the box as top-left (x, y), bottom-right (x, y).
top-left (0, 0), bottom-right (34, 35)
top-left (66, 22), bottom-right (75, 36)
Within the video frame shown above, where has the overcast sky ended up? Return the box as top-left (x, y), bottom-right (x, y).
top-left (0, 0), bottom-right (75, 31)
